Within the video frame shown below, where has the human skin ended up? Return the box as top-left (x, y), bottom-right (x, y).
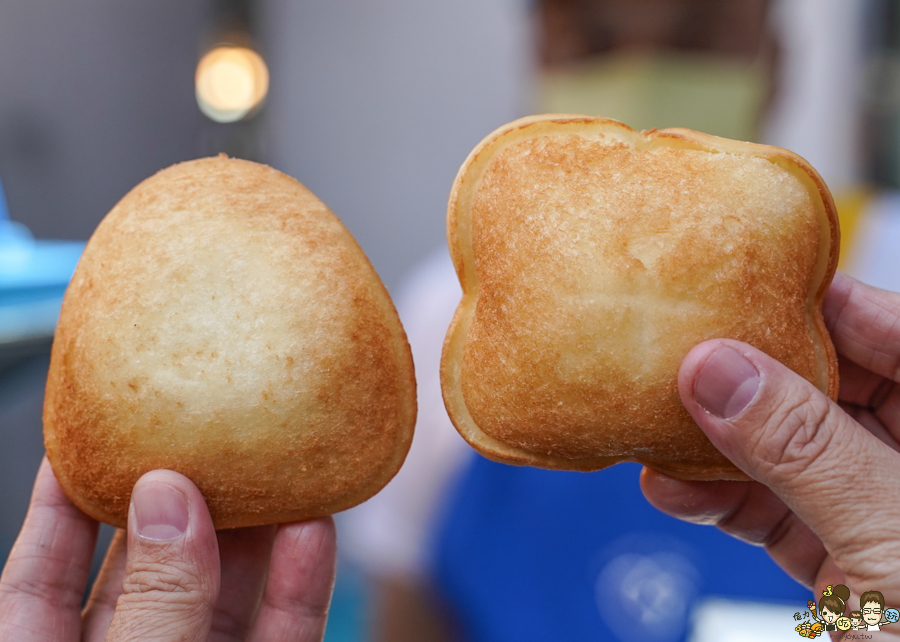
top-left (642, 273), bottom-right (900, 640)
top-left (0, 459), bottom-right (337, 642)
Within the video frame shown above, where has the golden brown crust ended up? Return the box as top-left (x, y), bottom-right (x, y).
top-left (44, 156), bottom-right (416, 528)
top-left (441, 115), bottom-right (839, 480)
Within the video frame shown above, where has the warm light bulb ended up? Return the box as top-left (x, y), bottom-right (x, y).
top-left (196, 46), bottom-right (269, 123)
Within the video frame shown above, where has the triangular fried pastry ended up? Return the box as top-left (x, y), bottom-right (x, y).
top-left (44, 156), bottom-right (416, 528)
top-left (441, 115), bottom-right (839, 480)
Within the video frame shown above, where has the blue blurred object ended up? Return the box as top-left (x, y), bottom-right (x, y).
top-left (323, 560), bottom-right (369, 642)
top-left (432, 458), bottom-right (809, 642)
top-left (0, 178), bottom-right (85, 367)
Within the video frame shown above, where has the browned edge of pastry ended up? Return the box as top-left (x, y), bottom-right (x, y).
top-left (440, 115), bottom-right (839, 478)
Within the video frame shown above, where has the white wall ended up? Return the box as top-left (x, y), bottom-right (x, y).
top-left (260, 0), bottom-right (533, 292)
top-left (261, 0), bottom-right (876, 288)
top-left (763, 0), bottom-right (870, 193)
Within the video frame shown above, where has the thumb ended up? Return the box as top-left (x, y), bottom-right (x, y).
top-left (679, 339), bottom-right (900, 549)
top-left (105, 470), bottom-right (220, 642)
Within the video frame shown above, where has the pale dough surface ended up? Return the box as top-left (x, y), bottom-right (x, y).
top-left (44, 156), bottom-right (416, 528)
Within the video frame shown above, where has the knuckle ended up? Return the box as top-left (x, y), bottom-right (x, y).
top-left (261, 590), bottom-right (330, 634)
top-left (122, 559), bottom-right (213, 608)
top-left (108, 603), bottom-right (210, 642)
top-left (749, 387), bottom-right (842, 481)
top-left (104, 553), bottom-right (218, 642)
top-left (0, 573), bottom-right (80, 610)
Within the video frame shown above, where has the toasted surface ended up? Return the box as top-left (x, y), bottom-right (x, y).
top-left (44, 156), bottom-right (416, 528)
top-left (441, 115), bottom-right (838, 479)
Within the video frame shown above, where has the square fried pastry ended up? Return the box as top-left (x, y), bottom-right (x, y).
top-left (44, 156), bottom-right (416, 528)
top-left (441, 115), bottom-right (839, 480)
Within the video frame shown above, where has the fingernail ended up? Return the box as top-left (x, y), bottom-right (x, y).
top-left (133, 481), bottom-right (189, 540)
top-left (694, 346), bottom-right (760, 419)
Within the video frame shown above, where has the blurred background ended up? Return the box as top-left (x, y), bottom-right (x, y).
top-left (1, 0), bottom-right (899, 641)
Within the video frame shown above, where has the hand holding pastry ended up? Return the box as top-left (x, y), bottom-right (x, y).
top-left (642, 274), bottom-right (900, 633)
top-left (0, 458), bottom-right (335, 642)
top-left (3, 156), bottom-right (416, 640)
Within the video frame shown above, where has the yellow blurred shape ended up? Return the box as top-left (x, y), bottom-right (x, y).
top-left (833, 187), bottom-right (872, 271)
top-left (537, 51), bottom-right (768, 143)
top-left (196, 46), bottom-right (269, 123)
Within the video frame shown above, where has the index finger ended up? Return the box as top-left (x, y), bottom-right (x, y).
top-left (640, 469), bottom-right (827, 588)
top-left (246, 517), bottom-right (336, 642)
top-left (0, 457), bottom-right (99, 642)
top-left (824, 273), bottom-right (900, 383)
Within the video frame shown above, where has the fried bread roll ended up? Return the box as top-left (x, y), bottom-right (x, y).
top-left (44, 156), bottom-right (416, 528)
top-left (441, 115), bottom-right (839, 480)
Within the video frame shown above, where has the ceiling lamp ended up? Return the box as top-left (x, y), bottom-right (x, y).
top-left (196, 45), bottom-right (269, 123)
